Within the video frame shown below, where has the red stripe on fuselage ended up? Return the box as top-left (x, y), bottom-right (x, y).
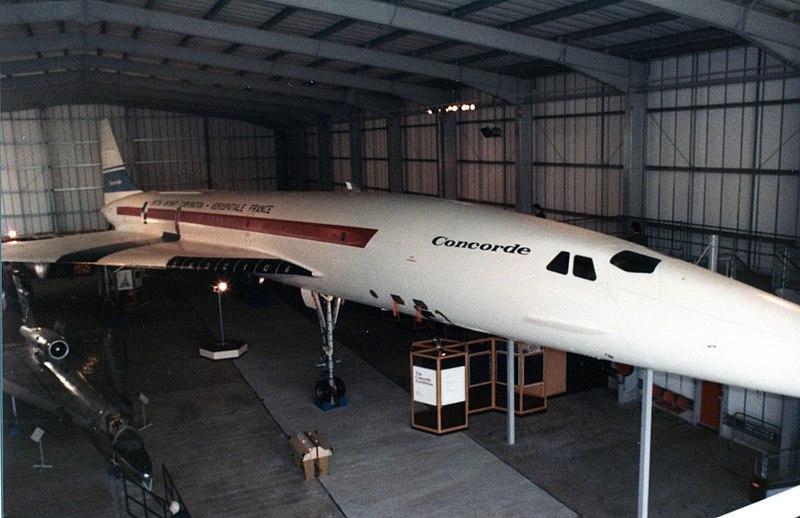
top-left (116, 206), bottom-right (378, 248)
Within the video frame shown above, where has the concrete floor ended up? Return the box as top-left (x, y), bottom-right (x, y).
top-left (3, 271), bottom-right (754, 516)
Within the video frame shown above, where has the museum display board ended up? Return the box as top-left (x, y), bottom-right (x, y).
top-left (410, 339), bottom-right (468, 434)
top-left (411, 338), bottom-right (568, 433)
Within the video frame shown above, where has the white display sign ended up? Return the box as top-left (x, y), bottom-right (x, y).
top-left (441, 366), bottom-right (466, 405)
top-left (413, 366), bottom-right (437, 405)
top-left (30, 427), bottom-right (45, 443)
top-left (116, 269), bottom-right (134, 291)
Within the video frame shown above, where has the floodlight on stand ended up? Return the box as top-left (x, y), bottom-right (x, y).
top-left (213, 281), bottom-right (228, 346)
top-left (200, 280), bottom-right (248, 360)
top-left (7, 228), bottom-right (17, 240)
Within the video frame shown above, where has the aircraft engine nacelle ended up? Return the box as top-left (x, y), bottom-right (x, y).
top-left (45, 336), bottom-right (70, 361)
top-left (19, 326), bottom-right (70, 361)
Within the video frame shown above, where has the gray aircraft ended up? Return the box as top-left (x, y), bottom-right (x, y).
top-left (3, 274), bottom-right (153, 488)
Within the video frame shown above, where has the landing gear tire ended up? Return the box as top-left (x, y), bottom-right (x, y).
top-left (315, 377), bottom-right (346, 406)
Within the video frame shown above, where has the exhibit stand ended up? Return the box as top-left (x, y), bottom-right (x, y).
top-left (410, 339), bottom-right (468, 434)
top-left (494, 342), bottom-right (547, 415)
top-left (410, 337), bottom-right (567, 434)
top-left (465, 337), bottom-right (565, 415)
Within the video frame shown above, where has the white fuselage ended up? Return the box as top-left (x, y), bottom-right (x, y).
top-left (104, 190), bottom-right (800, 398)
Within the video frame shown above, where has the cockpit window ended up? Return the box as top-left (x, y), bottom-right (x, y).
top-left (113, 428), bottom-right (144, 452)
top-left (610, 251), bottom-right (661, 273)
top-left (573, 255), bottom-right (596, 281)
top-left (546, 251), bottom-right (570, 275)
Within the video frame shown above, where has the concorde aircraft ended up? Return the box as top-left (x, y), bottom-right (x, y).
top-left (4, 120), bottom-right (800, 402)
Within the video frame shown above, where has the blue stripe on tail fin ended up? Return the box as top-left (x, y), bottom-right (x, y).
top-left (103, 166), bottom-right (139, 194)
top-left (101, 119), bottom-right (142, 204)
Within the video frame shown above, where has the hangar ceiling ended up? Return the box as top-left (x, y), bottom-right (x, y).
top-left (2, 0), bottom-right (799, 128)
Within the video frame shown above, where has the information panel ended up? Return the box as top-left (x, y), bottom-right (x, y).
top-left (413, 366), bottom-right (437, 405)
top-left (441, 366), bottom-right (466, 405)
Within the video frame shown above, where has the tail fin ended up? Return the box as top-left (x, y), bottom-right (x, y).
top-left (101, 119), bottom-right (142, 205)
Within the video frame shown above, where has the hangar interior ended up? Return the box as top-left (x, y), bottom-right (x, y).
top-left (2, 0), bottom-right (800, 516)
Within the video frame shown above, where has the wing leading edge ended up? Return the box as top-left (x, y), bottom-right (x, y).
top-left (3, 231), bottom-right (314, 277)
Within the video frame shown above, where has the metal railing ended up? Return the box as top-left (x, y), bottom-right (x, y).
top-left (719, 254), bottom-right (774, 292)
top-left (562, 214), bottom-right (800, 298)
top-left (773, 248), bottom-right (800, 295)
top-left (122, 464), bottom-right (188, 518)
top-left (754, 448), bottom-right (800, 490)
top-left (728, 412), bottom-right (782, 453)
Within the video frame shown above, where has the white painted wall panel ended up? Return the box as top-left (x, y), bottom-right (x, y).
top-left (1, 112), bottom-right (54, 235)
top-left (653, 371), bottom-right (695, 400)
top-left (2, 105), bottom-right (277, 235)
top-left (645, 46), bottom-right (799, 266)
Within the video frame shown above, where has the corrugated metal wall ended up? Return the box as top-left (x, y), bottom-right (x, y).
top-left (646, 47), bottom-right (800, 270)
top-left (130, 113), bottom-right (207, 191)
top-left (331, 122), bottom-right (351, 190)
top-left (458, 104), bottom-right (516, 206)
top-left (305, 126), bottom-right (320, 188)
top-left (533, 74), bottom-right (626, 220)
top-left (207, 118), bottom-right (275, 190)
top-left (2, 105), bottom-right (122, 235)
top-left (362, 118), bottom-right (389, 191)
top-left (1, 105), bottom-right (276, 236)
top-left (641, 47), bottom-right (798, 434)
top-left (402, 113), bottom-right (438, 196)
top-left (323, 47), bottom-right (798, 274)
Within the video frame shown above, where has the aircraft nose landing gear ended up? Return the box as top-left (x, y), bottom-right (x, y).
top-left (305, 291), bottom-right (348, 410)
top-left (314, 376), bottom-right (346, 409)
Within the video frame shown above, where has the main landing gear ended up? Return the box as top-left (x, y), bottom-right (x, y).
top-left (304, 290), bottom-right (347, 410)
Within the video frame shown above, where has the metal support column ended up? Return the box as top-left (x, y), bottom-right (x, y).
top-left (516, 103), bottom-right (533, 214)
top-left (318, 121), bottom-right (333, 191)
top-left (388, 114), bottom-right (404, 193)
top-left (275, 130), bottom-right (289, 191)
top-left (624, 67), bottom-right (648, 219)
top-left (296, 129), bottom-right (308, 191)
top-left (440, 112), bottom-right (457, 200)
top-left (708, 234), bottom-right (719, 273)
top-left (638, 367), bottom-right (654, 518)
top-left (203, 117), bottom-right (213, 189)
top-left (349, 120), bottom-right (363, 188)
top-left (507, 338), bottom-right (515, 445)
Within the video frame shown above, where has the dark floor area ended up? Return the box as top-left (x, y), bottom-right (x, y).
top-left (3, 271), bottom-right (754, 516)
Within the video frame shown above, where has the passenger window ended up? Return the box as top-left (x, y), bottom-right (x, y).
top-left (610, 251), bottom-right (661, 273)
top-left (546, 251), bottom-right (570, 275)
top-left (573, 256), bottom-right (596, 281)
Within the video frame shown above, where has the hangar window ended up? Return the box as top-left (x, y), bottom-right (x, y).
top-left (573, 256), bottom-right (596, 281)
top-left (546, 251), bottom-right (570, 275)
top-left (610, 251), bottom-right (661, 274)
